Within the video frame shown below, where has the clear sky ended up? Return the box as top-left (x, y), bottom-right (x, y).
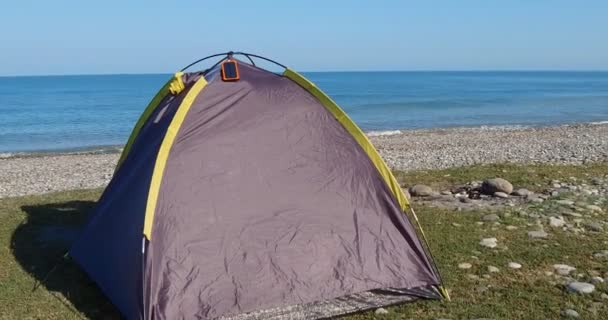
top-left (2, 0), bottom-right (607, 75)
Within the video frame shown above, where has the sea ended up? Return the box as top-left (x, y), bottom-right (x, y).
top-left (1, 71), bottom-right (607, 153)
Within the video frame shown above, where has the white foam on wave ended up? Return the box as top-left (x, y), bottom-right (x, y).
top-left (366, 130), bottom-right (402, 137)
top-left (590, 120), bottom-right (608, 125)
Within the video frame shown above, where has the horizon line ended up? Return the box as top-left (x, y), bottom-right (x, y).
top-left (2, 69), bottom-right (608, 78)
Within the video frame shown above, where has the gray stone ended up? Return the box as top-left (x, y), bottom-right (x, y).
top-left (466, 274), bottom-right (480, 280)
top-left (584, 222), bottom-right (603, 232)
top-left (530, 197), bottom-right (545, 203)
top-left (508, 262), bottom-right (522, 269)
top-left (586, 205), bottom-right (603, 212)
top-left (590, 276), bottom-right (604, 284)
top-left (566, 281), bottom-right (595, 294)
top-left (458, 262), bottom-right (473, 269)
top-left (482, 214), bottom-right (500, 222)
top-left (487, 266), bottom-right (500, 273)
top-left (528, 230), bottom-right (548, 239)
top-left (562, 212), bottom-right (582, 218)
top-left (553, 264), bottom-right (576, 276)
top-left (374, 307), bottom-right (389, 315)
top-left (494, 191), bottom-right (509, 198)
top-left (601, 293), bottom-right (608, 300)
top-left (593, 250), bottom-right (608, 260)
top-left (481, 178), bottom-right (513, 195)
top-left (561, 309), bottom-right (579, 318)
top-left (512, 188), bottom-right (532, 197)
top-left (403, 188), bottom-right (411, 200)
top-left (440, 190), bottom-right (452, 195)
top-left (549, 217), bottom-right (566, 228)
top-left (556, 199), bottom-right (575, 206)
top-left (460, 197), bottom-right (473, 203)
top-left (409, 184), bottom-right (434, 197)
top-left (479, 238), bottom-right (498, 248)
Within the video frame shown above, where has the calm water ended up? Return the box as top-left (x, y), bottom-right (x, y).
top-left (1, 72), bottom-right (608, 152)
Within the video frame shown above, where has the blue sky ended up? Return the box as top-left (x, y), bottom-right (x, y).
top-left (1, 1), bottom-right (607, 75)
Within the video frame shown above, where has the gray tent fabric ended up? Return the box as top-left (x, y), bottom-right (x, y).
top-left (143, 63), bottom-right (440, 319)
top-left (71, 56), bottom-right (443, 320)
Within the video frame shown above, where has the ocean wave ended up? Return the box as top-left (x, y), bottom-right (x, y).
top-left (366, 130), bottom-right (402, 137)
top-left (589, 120), bottom-right (608, 125)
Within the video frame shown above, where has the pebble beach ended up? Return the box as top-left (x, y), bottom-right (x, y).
top-left (1, 123), bottom-right (607, 198)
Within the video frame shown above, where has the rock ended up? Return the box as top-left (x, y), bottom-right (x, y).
top-left (590, 276), bottom-right (604, 284)
top-left (474, 285), bottom-right (489, 293)
top-left (479, 238), bottom-right (498, 248)
top-left (458, 263), bottom-right (473, 269)
top-left (549, 217), bottom-right (566, 228)
top-left (586, 205), bottom-right (603, 212)
top-left (562, 212), bottom-right (582, 218)
top-left (482, 214), bottom-right (500, 222)
top-left (561, 309), bottom-right (579, 318)
top-left (593, 250), bottom-right (608, 260)
top-left (508, 262), bottom-right (522, 269)
top-left (556, 199), bottom-right (575, 206)
top-left (374, 307), bottom-right (389, 315)
top-left (566, 282), bottom-right (595, 294)
top-left (481, 178), bottom-right (513, 195)
top-left (494, 192), bottom-right (509, 198)
top-left (487, 266), bottom-right (500, 273)
top-left (512, 188), bottom-right (532, 197)
top-left (584, 222), bottom-right (603, 232)
top-left (460, 197), bottom-right (473, 203)
top-left (529, 196), bottom-right (544, 203)
top-left (440, 190), bottom-right (452, 195)
top-left (466, 274), bottom-right (480, 280)
top-left (505, 225), bottom-right (518, 230)
top-left (601, 293), bottom-right (608, 300)
top-left (409, 184), bottom-right (434, 197)
top-left (528, 230), bottom-right (548, 239)
top-left (553, 264), bottom-right (576, 276)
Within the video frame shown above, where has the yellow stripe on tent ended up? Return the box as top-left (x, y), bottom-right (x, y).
top-left (115, 72), bottom-right (186, 172)
top-left (283, 69), bottom-right (410, 212)
top-left (143, 76), bottom-right (208, 240)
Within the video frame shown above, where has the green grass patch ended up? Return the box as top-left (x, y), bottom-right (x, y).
top-left (394, 162), bottom-right (608, 192)
top-left (1, 164), bottom-right (607, 319)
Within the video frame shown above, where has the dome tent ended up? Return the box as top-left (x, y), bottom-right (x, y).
top-left (70, 52), bottom-right (447, 319)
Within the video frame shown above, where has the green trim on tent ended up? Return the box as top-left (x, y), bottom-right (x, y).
top-left (115, 77), bottom-right (173, 171)
top-left (283, 68), bottom-right (410, 212)
top-left (143, 75), bottom-right (208, 240)
top-left (115, 72), bottom-right (189, 172)
top-left (284, 68), bottom-right (450, 300)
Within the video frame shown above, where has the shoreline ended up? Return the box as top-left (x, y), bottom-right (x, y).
top-left (1, 121), bottom-right (607, 158)
top-left (1, 122), bottom-right (607, 198)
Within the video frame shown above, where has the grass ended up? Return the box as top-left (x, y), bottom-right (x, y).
top-left (0, 163), bottom-right (607, 319)
top-left (394, 162), bottom-right (608, 192)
